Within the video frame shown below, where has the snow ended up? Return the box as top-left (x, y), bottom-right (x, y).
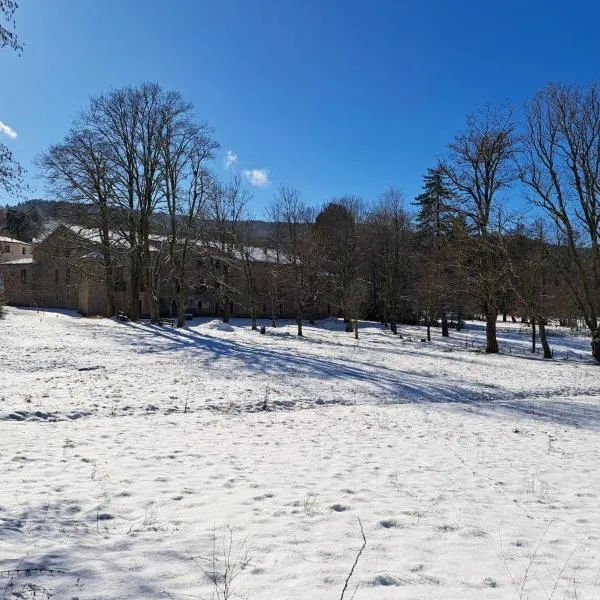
top-left (1, 307), bottom-right (600, 599)
top-left (0, 257), bottom-right (37, 265)
top-left (0, 236), bottom-right (31, 245)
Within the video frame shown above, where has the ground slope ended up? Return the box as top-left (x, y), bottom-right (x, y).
top-left (0, 308), bottom-right (599, 599)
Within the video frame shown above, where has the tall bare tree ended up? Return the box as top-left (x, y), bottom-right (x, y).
top-left (507, 221), bottom-right (557, 358)
top-left (520, 82), bottom-right (600, 360)
top-left (161, 117), bottom-right (219, 326)
top-left (440, 105), bottom-right (518, 353)
top-left (40, 128), bottom-right (118, 315)
top-left (86, 83), bottom-right (194, 321)
top-left (272, 185), bottom-right (322, 336)
top-left (202, 175), bottom-right (248, 323)
top-left (315, 197), bottom-right (365, 335)
top-left (367, 188), bottom-right (413, 334)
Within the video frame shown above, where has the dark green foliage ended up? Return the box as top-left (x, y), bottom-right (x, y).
top-left (413, 166), bottom-right (454, 241)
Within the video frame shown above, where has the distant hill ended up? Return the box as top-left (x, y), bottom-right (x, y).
top-left (1, 199), bottom-right (278, 245)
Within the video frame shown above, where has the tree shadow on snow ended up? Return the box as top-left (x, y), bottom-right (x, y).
top-left (108, 320), bottom-right (600, 430)
top-left (0, 498), bottom-right (175, 599)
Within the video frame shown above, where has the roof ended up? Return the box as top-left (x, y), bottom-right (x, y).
top-left (0, 236), bottom-right (31, 245)
top-left (0, 257), bottom-right (37, 265)
top-left (48, 224), bottom-right (289, 264)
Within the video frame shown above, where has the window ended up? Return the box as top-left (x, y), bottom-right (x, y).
top-left (20, 269), bottom-right (27, 284)
top-left (22, 247), bottom-right (26, 255)
top-left (2, 245), bottom-right (9, 254)
top-left (65, 268), bottom-right (71, 284)
top-left (55, 269), bottom-right (59, 284)
top-left (262, 303), bottom-right (267, 314)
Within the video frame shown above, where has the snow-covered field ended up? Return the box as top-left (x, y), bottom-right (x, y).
top-left (1, 307), bottom-right (600, 599)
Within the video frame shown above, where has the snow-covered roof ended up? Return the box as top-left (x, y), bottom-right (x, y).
top-left (50, 225), bottom-right (289, 264)
top-left (0, 236), bottom-right (31, 245)
top-left (0, 257), bottom-right (37, 265)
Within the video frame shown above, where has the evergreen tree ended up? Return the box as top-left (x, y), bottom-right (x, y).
top-left (413, 166), bottom-right (453, 241)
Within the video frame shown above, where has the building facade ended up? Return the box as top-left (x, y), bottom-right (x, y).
top-left (0, 225), bottom-right (337, 320)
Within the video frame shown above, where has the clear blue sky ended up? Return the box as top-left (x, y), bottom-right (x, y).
top-left (1, 0), bottom-right (598, 216)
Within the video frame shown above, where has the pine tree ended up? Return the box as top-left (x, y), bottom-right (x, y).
top-left (413, 166), bottom-right (459, 337)
top-left (413, 166), bottom-right (453, 242)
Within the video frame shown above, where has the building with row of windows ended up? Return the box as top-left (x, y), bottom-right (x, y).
top-left (0, 225), bottom-right (337, 321)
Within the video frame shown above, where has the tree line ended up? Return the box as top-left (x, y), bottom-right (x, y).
top-left (3, 75), bottom-right (600, 359)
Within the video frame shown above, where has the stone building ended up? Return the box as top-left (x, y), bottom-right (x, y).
top-left (1, 225), bottom-right (337, 320)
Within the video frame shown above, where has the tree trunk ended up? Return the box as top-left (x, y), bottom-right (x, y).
top-left (130, 254), bottom-right (141, 320)
top-left (222, 298), bottom-right (230, 323)
top-left (103, 259), bottom-right (115, 317)
top-left (441, 313), bottom-right (449, 337)
top-left (354, 319), bottom-right (359, 340)
top-left (511, 314), bottom-right (517, 323)
top-left (485, 310), bottom-right (499, 353)
top-left (296, 315), bottom-right (303, 337)
top-left (251, 306), bottom-right (257, 331)
top-left (146, 289), bottom-right (158, 324)
top-left (426, 315), bottom-right (431, 342)
top-left (177, 285), bottom-right (186, 328)
top-left (539, 319), bottom-right (552, 359)
top-left (455, 310), bottom-right (462, 331)
top-left (592, 330), bottom-right (600, 362)
top-left (502, 312), bottom-right (507, 322)
top-left (531, 316), bottom-right (536, 354)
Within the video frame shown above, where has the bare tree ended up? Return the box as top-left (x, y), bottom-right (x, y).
top-left (316, 196), bottom-right (366, 336)
top-left (440, 105), bottom-right (518, 353)
top-left (272, 185), bottom-right (322, 336)
top-left (0, 0), bottom-right (23, 198)
top-left (0, 143), bottom-right (23, 199)
top-left (161, 116), bottom-right (219, 326)
top-left (40, 128), bottom-right (118, 315)
top-left (265, 202), bottom-right (286, 327)
top-left (367, 188), bottom-right (413, 334)
top-left (86, 83), bottom-right (194, 321)
top-left (202, 175), bottom-right (247, 323)
top-left (520, 82), bottom-right (600, 361)
top-left (0, 0), bottom-right (21, 53)
top-left (507, 221), bottom-right (556, 358)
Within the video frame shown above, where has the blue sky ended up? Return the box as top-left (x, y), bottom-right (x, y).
top-left (1, 0), bottom-right (599, 216)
